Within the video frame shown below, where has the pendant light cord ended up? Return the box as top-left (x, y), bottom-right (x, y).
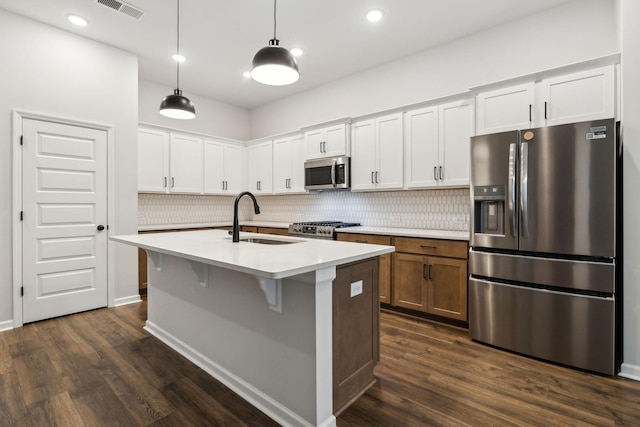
top-left (176, 0), bottom-right (180, 90)
top-left (273, 0), bottom-right (277, 40)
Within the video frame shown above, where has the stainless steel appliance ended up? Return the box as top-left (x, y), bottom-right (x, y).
top-left (469, 118), bottom-right (620, 375)
top-left (288, 221), bottom-right (361, 240)
top-left (304, 156), bottom-right (351, 190)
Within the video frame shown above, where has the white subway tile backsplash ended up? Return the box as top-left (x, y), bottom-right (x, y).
top-left (138, 188), bottom-right (471, 231)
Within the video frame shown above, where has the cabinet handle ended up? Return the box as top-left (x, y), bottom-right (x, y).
top-left (420, 245), bottom-right (436, 250)
top-left (164, 177), bottom-right (167, 188)
top-left (371, 171), bottom-right (375, 184)
top-left (323, 141), bottom-right (327, 153)
top-left (222, 181), bottom-right (225, 191)
top-left (434, 166), bottom-right (438, 180)
top-left (257, 181), bottom-right (261, 191)
top-left (529, 104), bottom-right (532, 122)
top-left (439, 166), bottom-right (443, 180)
top-left (428, 264), bottom-right (432, 280)
top-left (422, 264), bottom-right (427, 279)
top-left (225, 181), bottom-right (228, 190)
top-left (355, 240), bottom-right (368, 244)
top-left (320, 142), bottom-right (323, 153)
top-left (544, 101), bottom-right (548, 119)
top-left (171, 177), bottom-right (175, 188)
top-left (375, 171), bottom-right (379, 183)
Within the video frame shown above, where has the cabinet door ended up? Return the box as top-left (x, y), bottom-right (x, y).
top-left (170, 134), bottom-right (203, 194)
top-left (539, 66), bottom-right (615, 126)
top-left (427, 257), bottom-right (468, 321)
top-left (289, 134), bottom-right (306, 193)
top-left (203, 139), bottom-right (225, 194)
top-left (439, 98), bottom-right (474, 187)
top-left (323, 123), bottom-right (348, 157)
top-left (247, 141), bottom-right (273, 194)
top-left (351, 119), bottom-right (376, 191)
top-left (305, 128), bottom-right (324, 159)
top-left (476, 83), bottom-right (534, 135)
top-left (392, 253), bottom-right (428, 312)
top-left (223, 144), bottom-right (244, 194)
top-left (404, 107), bottom-right (439, 189)
top-left (376, 113), bottom-right (404, 190)
top-left (138, 128), bottom-right (169, 193)
top-left (273, 137), bottom-right (292, 193)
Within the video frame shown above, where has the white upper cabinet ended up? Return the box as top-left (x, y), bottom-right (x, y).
top-left (138, 128), bottom-right (170, 193)
top-left (439, 98), bottom-right (475, 187)
top-left (305, 123), bottom-right (350, 159)
top-left (476, 65), bottom-right (616, 134)
top-left (351, 113), bottom-right (404, 191)
top-left (404, 106), bottom-right (439, 188)
top-left (203, 139), bottom-right (244, 195)
top-left (169, 133), bottom-right (203, 194)
top-left (273, 134), bottom-right (306, 194)
top-left (537, 66), bottom-right (615, 126)
top-left (247, 140), bottom-right (273, 194)
top-left (476, 83), bottom-right (535, 135)
top-left (404, 98), bottom-right (474, 189)
top-left (138, 128), bottom-right (202, 194)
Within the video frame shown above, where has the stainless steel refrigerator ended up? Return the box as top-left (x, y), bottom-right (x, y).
top-left (469, 118), bottom-right (619, 375)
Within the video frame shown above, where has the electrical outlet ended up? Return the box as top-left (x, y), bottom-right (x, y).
top-left (350, 280), bottom-right (363, 297)
top-left (453, 213), bottom-right (467, 224)
top-left (391, 213), bottom-right (402, 224)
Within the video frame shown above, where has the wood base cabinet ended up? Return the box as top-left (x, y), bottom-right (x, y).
top-left (337, 233), bottom-right (392, 304)
top-left (392, 237), bottom-right (468, 322)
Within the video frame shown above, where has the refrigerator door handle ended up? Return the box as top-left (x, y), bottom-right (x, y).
top-left (508, 143), bottom-right (517, 237)
top-left (520, 142), bottom-right (529, 239)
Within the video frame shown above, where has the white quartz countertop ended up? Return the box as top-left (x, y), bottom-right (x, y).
top-left (336, 226), bottom-right (469, 241)
top-left (112, 229), bottom-right (394, 280)
top-left (138, 221), bottom-right (469, 240)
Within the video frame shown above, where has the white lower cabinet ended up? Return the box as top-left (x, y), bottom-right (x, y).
top-left (138, 128), bottom-right (203, 194)
top-left (247, 140), bottom-right (273, 194)
top-left (203, 139), bottom-right (244, 195)
top-left (405, 98), bottom-right (475, 189)
top-left (273, 134), bottom-right (306, 194)
top-left (351, 113), bottom-right (403, 191)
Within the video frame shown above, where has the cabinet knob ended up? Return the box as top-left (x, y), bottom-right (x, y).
top-left (97, 225), bottom-right (105, 231)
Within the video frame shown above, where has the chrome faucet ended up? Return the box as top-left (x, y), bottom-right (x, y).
top-left (232, 192), bottom-right (261, 242)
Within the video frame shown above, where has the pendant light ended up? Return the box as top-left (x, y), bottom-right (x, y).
top-left (159, 0), bottom-right (196, 119)
top-left (251, 0), bottom-right (299, 86)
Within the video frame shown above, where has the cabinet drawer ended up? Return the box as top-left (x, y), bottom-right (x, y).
top-left (394, 237), bottom-right (467, 259)
top-left (258, 227), bottom-right (289, 236)
top-left (337, 233), bottom-right (392, 245)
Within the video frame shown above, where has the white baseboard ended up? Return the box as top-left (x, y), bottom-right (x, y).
top-left (113, 294), bottom-right (142, 307)
top-left (144, 321), bottom-right (336, 427)
top-left (619, 363), bottom-right (640, 381)
top-left (0, 320), bottom-right (14, 332)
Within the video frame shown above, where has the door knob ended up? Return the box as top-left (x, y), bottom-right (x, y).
top-left (97, 225), bottom-right (105, 231)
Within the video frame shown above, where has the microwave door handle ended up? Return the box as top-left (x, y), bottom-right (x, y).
top-left (520, 142), bottom-right (529, 239)
top-left (331, 159), bottom-right (337, 187)
top-left (508, 143), bottom-right (517, 237)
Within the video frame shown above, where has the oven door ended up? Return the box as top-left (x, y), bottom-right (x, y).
top-left (304, 157), bottom-right (350, 190)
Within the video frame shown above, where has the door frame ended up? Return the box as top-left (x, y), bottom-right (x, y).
top-left (12, 110), bottom-right (116, 328)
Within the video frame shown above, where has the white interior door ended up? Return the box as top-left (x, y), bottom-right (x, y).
top-left (22, 118), bottom-right (108, 323)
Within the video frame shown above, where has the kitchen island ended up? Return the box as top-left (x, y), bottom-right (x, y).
top-left (111, 229), bottom-right (394, 427)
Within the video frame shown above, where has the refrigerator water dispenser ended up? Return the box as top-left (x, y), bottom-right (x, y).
top-left (474, 185), bottom-right (505, 235)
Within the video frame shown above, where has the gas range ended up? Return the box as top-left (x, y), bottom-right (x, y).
top-left (288, 221), bottom-right (361, 240)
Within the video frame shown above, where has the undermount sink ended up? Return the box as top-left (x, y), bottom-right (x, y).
top-left (239, 237), bottom-right (300, 245)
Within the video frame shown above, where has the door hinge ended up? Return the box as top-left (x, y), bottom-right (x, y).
top-left (20, 211), bottom-right (23, 221)
top-left (20, 135), bottom-right (23, 146)
top-left (21, 286), bottom-right (24, 297)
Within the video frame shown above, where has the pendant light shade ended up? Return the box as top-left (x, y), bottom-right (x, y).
top-left (159, 0), bottom-right (196, 119)
top-left (251, 0), bottom-right (299, 86)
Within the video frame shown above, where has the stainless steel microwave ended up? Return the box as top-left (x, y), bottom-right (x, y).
top-left (304, 156), bottom-right (351, 190)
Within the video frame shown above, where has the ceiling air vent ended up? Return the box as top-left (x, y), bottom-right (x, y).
top-left (96, 0), bottom-right (144, 20)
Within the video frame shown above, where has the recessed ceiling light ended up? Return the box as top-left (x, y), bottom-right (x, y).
top-left (290, 48), bottom-right (304, 57)
top-left (67, 14), bottom-right (88, 27)
top-left (172, 54), bottom-right (186, 63)
top-left (366, 9), bottom-right (384, 23)
top-left (243, 71), bottom-right (252, 78)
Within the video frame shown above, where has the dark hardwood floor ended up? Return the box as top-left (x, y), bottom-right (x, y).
top-left (1, 300), bottom-right (639, 426)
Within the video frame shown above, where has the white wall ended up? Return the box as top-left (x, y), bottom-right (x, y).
top-left (138, 79), bottom-right (250, 141)
top-left (0, 10), bottom-right (139, 323)
top-left (249, 0), bottom-right (619, 138)
top-left (620, 0), bottom-right (640, 379)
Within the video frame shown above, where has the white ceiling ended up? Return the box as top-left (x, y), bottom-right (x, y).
top-left (0, 0), bottom-right (573, 109)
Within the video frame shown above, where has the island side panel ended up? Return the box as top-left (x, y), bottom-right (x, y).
top-left (145, 253), bottom-right (337, 427)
